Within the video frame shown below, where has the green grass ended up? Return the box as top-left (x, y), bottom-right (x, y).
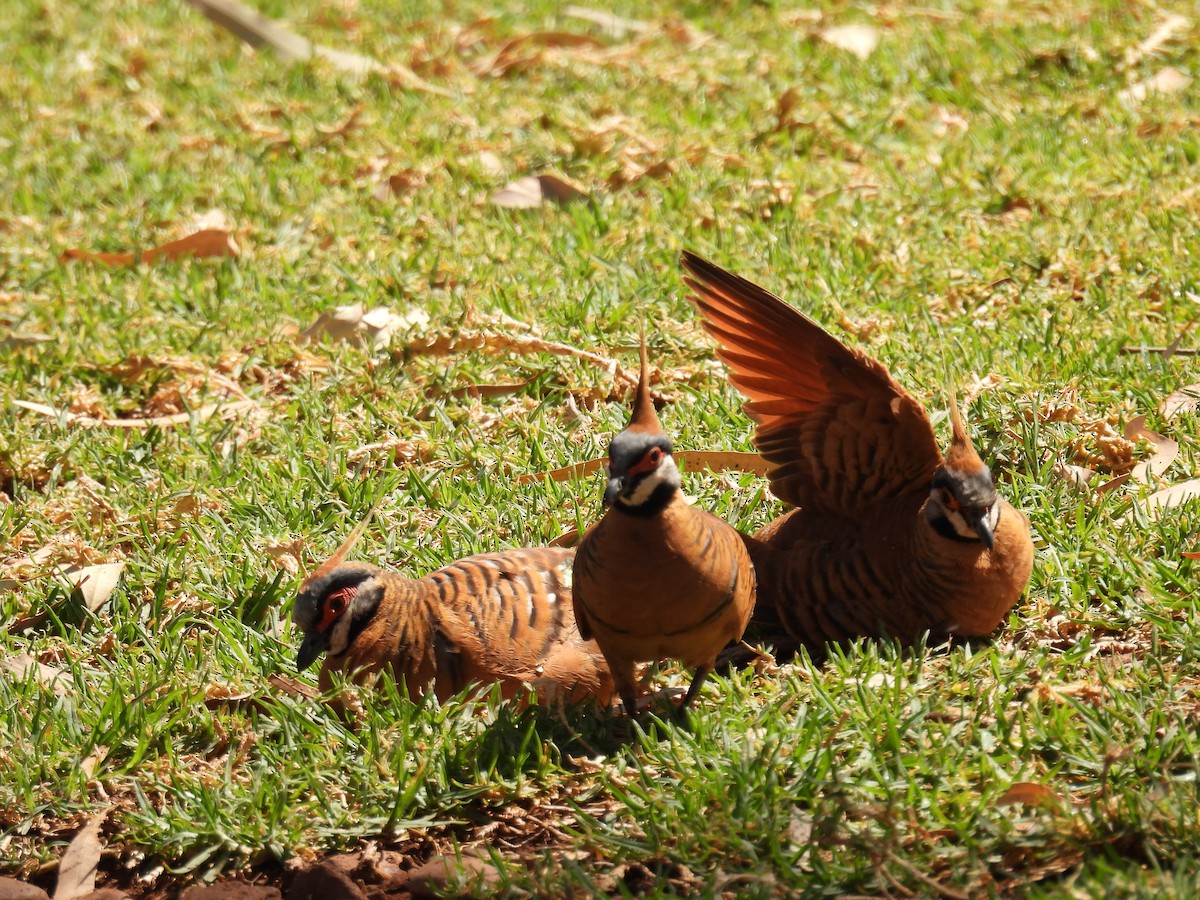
top-left (2, 0), bottom-right (1199, 895)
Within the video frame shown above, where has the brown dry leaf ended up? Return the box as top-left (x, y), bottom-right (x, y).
top-left (1123, 415), bottom-right (1178, 483)
top-left (1119, 67), bottom-right (1191, 104)
top-left (54, 809), bottom-right (108, 900)
top-left (1124, 14), bottom-right (1190, 69)
top-left (60, 228), bottom-right (239, 266)
top-left (1183, 550), bottom-right (1200, 560)
top-left (563, 6), bottom-right (650, 37)
top-left (12, 398), bottom-right (258, 430)
top-left (300, 303), bottom-right (430, 350)
top-left (1162, 383), bottom-right (1200, 418)
top-left (475, 31), bottom-right (606, 78)
top-left (518, 450), bottom-right (771, 484)
top-left (346, 438), bottom-right (430, 465)
top-left (820, 24), bottom-right (880, 60)
top-left (677, 450), bottom-right (773, 477)
top-left (0, 653), bottom-right (71, 695)
top-left (492, 173), bottom-right (589, 208)
top-left (995, 782), bottom-right (1064, 810)
top-left (60, 562), bottom-right (125, 613)
top-left (264, 538), bottom-right (306, 575)
top-left (404, 316), bottom-right (624, 385)
top-left (518, 457), bottom-right (605, 484)
top-left (1122, 478), bottom-right (1200, 521)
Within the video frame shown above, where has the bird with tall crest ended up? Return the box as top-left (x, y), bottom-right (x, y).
top-left (681, 252), bottom-right (1034, 656)
top-left (573, 337), bottom-right (757, 720)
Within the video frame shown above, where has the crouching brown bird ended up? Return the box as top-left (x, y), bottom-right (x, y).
top-left (292, 524), bottom-right (613, 705)
top-left (681, 252), bottom-right (1034, 654)
top-left (572, 340), bottom-right (757, 719)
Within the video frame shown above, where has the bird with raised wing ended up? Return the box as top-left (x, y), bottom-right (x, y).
top-left (292, 522), bottom-right (613, 705)
top-left (681, 252), bottom-right (1033, 654)
top-left (572, 340), bottom-right (757, 719)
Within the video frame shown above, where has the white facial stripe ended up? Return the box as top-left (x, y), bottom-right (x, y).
top-left (617, 455), bottom-right (681, 508)
top-left (328, 605), bottom-right (355, 656)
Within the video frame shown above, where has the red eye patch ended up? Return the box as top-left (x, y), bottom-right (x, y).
top-left (627, 447), bottom-right (664, 476)
top-left (317, 585), bottom-right (357, 633)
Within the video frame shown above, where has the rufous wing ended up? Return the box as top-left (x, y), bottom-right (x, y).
top-left (682, 251), bottom-right (942, 517)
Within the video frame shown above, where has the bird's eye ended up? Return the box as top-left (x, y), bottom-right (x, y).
top-left (941, 488), bottom-right (959, 511)
top-left (647, 447), bottom-right (663, 466)
top-left (328, 595), bottom-right (347, 614)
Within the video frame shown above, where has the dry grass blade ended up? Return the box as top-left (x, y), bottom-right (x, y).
top-left (54, 810), bottom-right (108, 900)
top-left (185, 0), bottom-right (380, 74)
top-left (60, 228), bottom-right (239, 266)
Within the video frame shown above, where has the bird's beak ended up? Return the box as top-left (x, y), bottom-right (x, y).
top-left (966, 509), bottom-right (996, 551)
top-left (296, 631), bottom-right (328, 672)
top-left (603, 475), bottom-right (626, 508)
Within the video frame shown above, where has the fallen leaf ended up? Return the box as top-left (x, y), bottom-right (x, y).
top-left (0, 653), bottom-right (70, 695)
top-left (469, 150), bottom-right (506, 176)
top-left (518, 450), bottom-right (772, 484)
top-left (60, 229), bottom-right (239, 266)
top-left (563, 6), bottom-right (651, 37)
top-left (1123, 415), bottom-right (1177, 483)
top-left (1183, 550), bottom-right (1200, 560)
top-left (492, 174), bottom-right (589, 208)
top-left (1162, 383), bottom-right (1200, 418)
top-left (1122, 479), bottom-right (1200, 521)
top-left (79, 746), bottom-right (108, 780)
top-left (60, 562), bottom-right (125, 612)
top-left (1119, 67), bottom-right (1191, 104)
top-left (300, 303), bottom-right (430, 350)
top-left (403, 314), bottom-right (621, 376)
top-left (820, 24), bottom-right (879, 60)
top-left (346, 438), bottom-right (429, 464)
top-left (13, 398), bottom-right (258, 430)
top-left (518, 457), bottom-right (605, 484)
top-left (54, 810), bottom-right (108, 900)
top-left (475, 31), bottom-right (606, 78)
top-left (995, 782), bottom-right (1064, 810)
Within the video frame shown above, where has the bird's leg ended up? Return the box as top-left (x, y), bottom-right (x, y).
top-left (610, 661), bottom-right (641, 721)
top-left (679, 663), bottom-right (713, 715)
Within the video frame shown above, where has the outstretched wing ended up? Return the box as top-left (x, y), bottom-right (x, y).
top-left (682, 251), bottom-right (942, 517)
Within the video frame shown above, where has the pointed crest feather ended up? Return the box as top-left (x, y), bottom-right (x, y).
top-left (626, 331), bottom-right (662, 434)
top-left (944, 393), bottom-right (986, 473)
top-left (299, 507), bottom-right (376, 591)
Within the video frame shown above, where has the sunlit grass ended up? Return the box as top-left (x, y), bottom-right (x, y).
top-left (2, 0), bottom-right (1199, 894)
